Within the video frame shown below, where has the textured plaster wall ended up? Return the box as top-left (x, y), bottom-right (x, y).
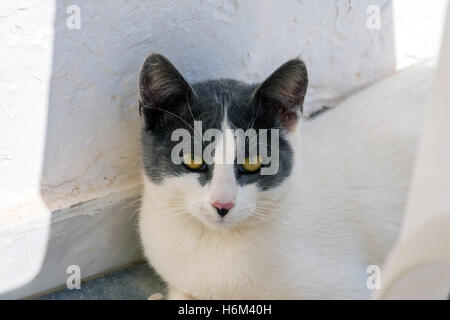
top-left (0, 0), bottom-right (447, 219)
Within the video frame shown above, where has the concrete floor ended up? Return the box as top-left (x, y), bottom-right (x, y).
top-left (35, 263), bottom-right (450, 299)
top-left (36, 262), bottom-right (166, 300)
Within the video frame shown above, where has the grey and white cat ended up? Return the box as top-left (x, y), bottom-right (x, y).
top-left (138, 54), bottom-right (434, 299)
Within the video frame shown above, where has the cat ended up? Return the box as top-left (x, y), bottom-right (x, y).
top-left (138, 53), bottom-right (434, 299)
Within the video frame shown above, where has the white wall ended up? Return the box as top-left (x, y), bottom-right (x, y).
top-left (0, 0), bottom-right (447, 297)
top-left (393, 0), bottom-right (447, 70)
top-left (376, 5), bottom-right (450, 299)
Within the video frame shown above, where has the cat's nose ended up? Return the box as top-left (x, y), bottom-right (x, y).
top-left (211, 202), bottom-right (235, 217)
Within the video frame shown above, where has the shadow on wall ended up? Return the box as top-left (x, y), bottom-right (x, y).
top-left (9, 0), bottom-right (396, 298)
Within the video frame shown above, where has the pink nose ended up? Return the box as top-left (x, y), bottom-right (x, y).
top-left (212, 202), bottom-right (235, 210)
top-left (211, 201), bottom-right (235, 217)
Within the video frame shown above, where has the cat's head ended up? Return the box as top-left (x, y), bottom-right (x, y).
top-left (138, 54), bottom-right (307, 230)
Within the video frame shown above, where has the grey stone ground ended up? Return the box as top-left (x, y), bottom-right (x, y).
top-left (36, 262), bottom-right (166, 300)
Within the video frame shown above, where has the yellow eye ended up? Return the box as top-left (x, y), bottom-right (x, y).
top-left (240, 155), bottom-right (262, 173)
top-left (183, 153), bottom-right (205, 170)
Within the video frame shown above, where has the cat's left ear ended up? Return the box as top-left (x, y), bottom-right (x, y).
top-left (252, 58), bottom-right (308, 130)
top-left (138, 53), bottom-right (195, 130)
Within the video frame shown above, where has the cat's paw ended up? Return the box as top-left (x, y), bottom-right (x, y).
top-left (147, 292), bottom-right (164, 300)
top-left (167, 287), bottom-right (195, 300)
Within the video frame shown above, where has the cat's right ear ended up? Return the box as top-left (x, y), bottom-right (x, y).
top-left (138, 53), bottom-right (194, 130)
top-left (251, 58), bottom-right (308, 130)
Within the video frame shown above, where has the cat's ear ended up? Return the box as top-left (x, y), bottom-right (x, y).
top-left (252, 58), bottom-right (308, 130)
top-left (138, 53), bottom-right (194, 130)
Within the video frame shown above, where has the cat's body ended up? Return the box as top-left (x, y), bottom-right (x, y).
top-left (138, 54), bottom-right (434, 299)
